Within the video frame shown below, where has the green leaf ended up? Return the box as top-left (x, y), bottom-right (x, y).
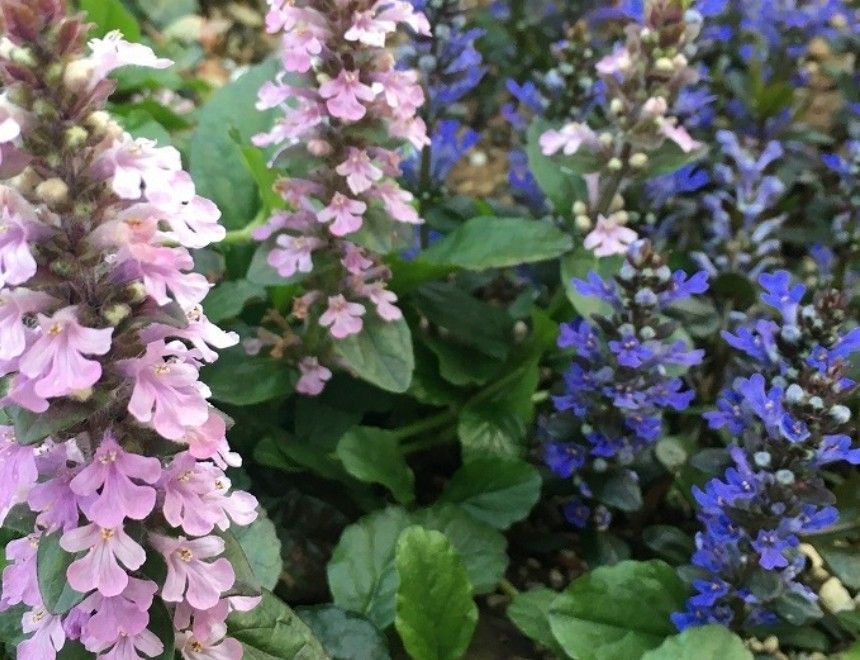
top-left (644, 141), bottom-right (707, 178)
top-left (147, 597), bottom-right (176, 660)
top-left (334, 317), bottom-right (414, 394)
top-left (560, 249), bottom-right (624, 319)
top-left (818, 545), bottom-right (860, 590)
top-left (204, 280), bottom-right (266, 323)
top-left (642, 526), bottom-right (695, 565)
top-left (394, 527), bottom-right (478, 660)
top-left (201, 346), bottom-right (295, 405)
top-left (593, 471), bottom-right (643, 512)
top-left (336, 427), bottom-right (415, 504)
top-left (220, 528), bottom-right (263, 598)
top-left (642, 625), bottom-right (752, 660)
top-left (457, 362), bottom-right (539, 463)
top-left (422, 217), bottom-right (573, 270)
top-left (134, 0), bottom-right (199, 27)
top-left (6, 402), bottom-right (91, 446)
top-left (411, 505), bottom-right (507, 595)
top-left (548, 560), bottom-right (688, 660)
top-left (419, 334), bottom-right (500, 386)
top-left (56, 640), bottom-right (95, 659)
top-left (327, 507), bottom-right (412, 629)
top-left (508, 588), bottom-right (568, 657)
top-left (233, 511), bottom-right (283, 591)
top-left (413, 283), bottom-right (513, 359)
top-left (439, 458), bottom-right (541, 530)
top-left (296, 606), bottom-right (390, 660)
top-left (227, 590), bottom-right (329, 660)
top-left (37, 532), bottom-right (85, 615)
top-left (526, 119), bottom-right (585, 213)
top-left (350, 206), bottom-right (414, 255)
top-left (190, 60), bottom-right (280, 230)
top-left (80, 0), bottom-right (141, 40)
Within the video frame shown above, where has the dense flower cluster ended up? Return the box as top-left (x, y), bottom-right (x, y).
top-left (252, 0), bottom-right (430, 395)
top-left (543, 240), bottom-right (707, 528)
top-left (539, 0), bottom-right (703, 255)
top-left (689, 131), bottom-right (787, 278)
top-left (0, 2), bottom-right (258, 657)
top-left (399, 0), bottom-right (485, 194)
top-left (674, 272), bottom-right (860, 630)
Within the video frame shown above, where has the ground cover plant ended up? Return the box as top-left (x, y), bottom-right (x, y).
top-left (0, 0), bottom-right (857, 658)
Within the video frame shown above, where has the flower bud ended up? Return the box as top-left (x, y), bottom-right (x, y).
top-left (820, 577), bottom-right (854, 613)
top-left (599, 132), bottom-right (614, 147)
top-left (64, 126), bottom-right (89, 151)
top-left (574, 214), bottom-right (592, 231)
top-left (572, 201), bottom-right (588, 215)
top-left (126, 281), bottom-right (148, 304)
top-left (103, 303), bottom-right (132, 327)
top-left (35, 178), bottom-right (70, 207)
top-left (609, 98), bottom-right (624, 115)
top-left (654, 57), bottom-right (674, 72)
top-left (830, 405), bottom-right (851, 424)
top-left (63, 59), bottom-right (95, 93)
top-left (629, 152), bottom-right (649, 169)
top-left (10, 47), bottom-right (36, 68)
top-left (607, 157), bottom-right (623, 171)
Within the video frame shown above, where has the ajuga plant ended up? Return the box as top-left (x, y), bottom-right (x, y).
top-left (538, 0), bottom-right (703, 256)
top-left (399, 0), bottom-right (485, 197)
top-left (543, 240), bottom-right (708, 529)
top-left (251, 0), bottom-right (430, 396)
top-left (0, 1), bottom-right (260, 658)
top-left (674, 271), bottom-right (860, 630)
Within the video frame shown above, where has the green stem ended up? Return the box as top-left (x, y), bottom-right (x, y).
top-left (392, 408), bottom-right (458, 442)
top-left (498, 579), bottom-right (520, 598)
top-left (401, 430), bottom-right (457, 455)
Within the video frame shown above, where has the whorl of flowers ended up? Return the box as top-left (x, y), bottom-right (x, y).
top-left (0, 2), bottom-right (259, 658)
top-left (673, 271), bottom-right (860, 630)
top-left (538, 0), bottom-right (703, 256)
top-left (399, 0), bottom-right (485, 194)
top-left (252, 0), bottom-right (430, 396)
top-left (818, 139), bottom-right (860, 284)
top-left (543, 240), bottom-right (708, 529)
top-left (690, 131), bottom-right (787, 279)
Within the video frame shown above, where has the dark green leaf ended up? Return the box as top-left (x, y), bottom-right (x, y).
top-left (548, 560), bottom-right (688, 660)
top-left (190, 61), bottom-right (280, 230)
top-left (641, 625), bottom-right (752, 660)
top-left (334, 317), bottom-right (414, 394)
top-left (296, 606), bottom-right (390, 660)
top-left (508, 588), bottom-right (568, 657)
top-left (336, 428), bottom-right (415, 504)
top-left (411, 505), bottom-right (507, 595)
top-left (394, 527), bottom-right (478, 660)
top-left (37, 533), bottom-right (85, 615)
top-left (147, 597), bottom-right (176, 660)
top-left (527, 119), bottom-right (591, 212)
top-left (644, 141), bottom-right (707, 178)
top-left (80, 0), bottom-right (141, 39)
top-left (350, 206), bottom-right (414, 255)
top-left (134, 0), bottom-right (199, 27)
top-left (233, 511), bottom-right (283, 591)
top-left (774, 591), bottom-right (824, 625)
top-left (422, 217), bottom-right (573, 270)
top-left (204, 280), bottom-right (266, 323)
top-left (7, 402), bottom-right (90, 446)
top-left (413, 282), bottom-right (513, 359)
top-left (593, 471), bottom-right (643, 512)
top-left (642, 526), bottom-right (695, 565)
top-left (227, 590), bottom-right (329, 659)
top-left (219, 529), bottom-right (262, 598)
top-left (202, 346), bottom-right (295, 405)
top-left (440, 458), bottom-right (541, 530)
top-left (818, 545), bottom-right (860, 590)
top-left (327, 507), bottom-right (412, 629)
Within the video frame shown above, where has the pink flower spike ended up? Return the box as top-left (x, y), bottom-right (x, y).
top-left (345, 10), bottom-right (395, 47)
top-left (584, 215), bottom-right (639, 258)
top-left (0, 427), bottom-right (38, 523)
top-left (177, 629), bottom-right (243, 660)
top-left (85, 31), bottom-right (172, 89)
top-left (122, 340), bottom-right (210, 441)
top-left (317, 193), bottom-right (366, 237)
top-left (268, 234), bottom-right (321, 278)
top-left (375, 1), bottom-right (431, 34)
top-left (70, 433), bottom-right (162, 528)
top-left (539, 123), bottom-right (597, 157)
top-left (596, 46), bottom-right (632, 77)
top-left (89, 628), bottom-right (164, 660)
top-left (151, 534), bottom-right (235, 611)
top-left (335, 148), bottom-right (383, 195)
top-left (0, 117), bottom-right (20, 146)
top-left (659, 121), bottom-right (702, 153)
top-left (1, 534), bottom-right (41, 609)
top-left (122, 243), bottom-right (211, 308)
top-left (79, 576), bottom-right (157, 643)
top-left (17, 606), bottom-right (65, 660)
top-left (319, 295), bottom-right (366, 340)
top-left (362, 282), bottom-right (402, 321)
top-left (0, 288), bottom-right (56, 361)
top-left (281, 23), bottom-right (325, 73)
top-left (61, 523), bottom-right (147, 597)
top-left (0, 187), bottom-right (42, 288)
top-left (296, 357), bottom-right (332, 396)
top-left (27, 469), bottom-right (84, 533)
top-left (373, 182), bottom-right (421, 224)
top-left (182, 410), bottom-right (228, 461)
top-left (18, 306), bottom-right (113, 399)
top-left (318, 70), bottom-right (376, 122)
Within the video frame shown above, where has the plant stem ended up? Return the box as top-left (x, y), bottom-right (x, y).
top-left (393, 408), bottom-right (458, 442)
top-left (401, 430), bottom-right (457, 455)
